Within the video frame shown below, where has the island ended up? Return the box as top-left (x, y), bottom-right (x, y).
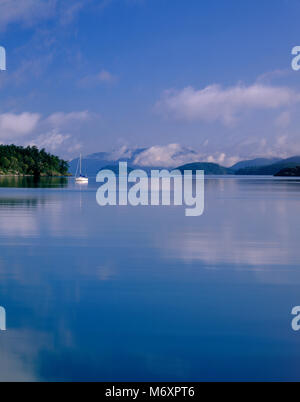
top-left (0, 145), bottom-right (69, 177)
top-left (274, 166), bottom-right (300, 177)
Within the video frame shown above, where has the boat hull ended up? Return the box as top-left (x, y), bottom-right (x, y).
top-left (75, 177), bottom-right (89, 183)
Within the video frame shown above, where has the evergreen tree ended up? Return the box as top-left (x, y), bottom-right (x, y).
top-left (0, 145), bottom-right (69, 176)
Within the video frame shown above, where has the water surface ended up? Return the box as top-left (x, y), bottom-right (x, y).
top-left (0, 176), bottom-right (300, 381)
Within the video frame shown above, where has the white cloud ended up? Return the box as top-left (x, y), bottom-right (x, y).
top-left (0, 109), bottom-right (93, 157)
top-left (46, 111), bottom-right (91, 127)
top-left (0, 112), bottom-right (40, 139)
top-left (79, 69), bottom-right (117, 87)
top-left (0, 0), bottom-right (105, 31)
top-left (275, 111), bottom-right (291, 128)
top-left (97, 70), bottom-right (116, 83)
top-left (133, 144), bottom-right (197, 167)
top-left (59, 0), bottom-right (86, 25)
top-left (29, 111), bottom-right (92, 154)
top-left (0, 0), bottom-right (139, 31)
top-left (0, 0), bottom-right (56, 31)
top-left (31, 130), bottom-right (71, 151)
top-left (108, 145), bottom-right (135, 160)
top-left (157, 84), bottom-right (300, 125)
top-left (205, 152), bottom-right (240, 167)
top-left (132, 143), bottom-right (239, 168)
top-left (0, 55), bottom-right (55, 89)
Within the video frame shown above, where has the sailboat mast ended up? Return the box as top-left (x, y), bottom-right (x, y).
top-left (75, 153), bottom-right (88, 182)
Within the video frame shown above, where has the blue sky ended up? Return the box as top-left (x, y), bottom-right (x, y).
top-left (1, 0), bottom-right (300, 166)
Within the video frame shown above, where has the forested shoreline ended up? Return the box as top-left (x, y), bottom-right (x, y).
top-left (0, 145), bottom-right (69, 177)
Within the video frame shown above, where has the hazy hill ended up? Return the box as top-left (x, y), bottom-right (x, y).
top-left (235, 156), bottom-right (300, 175)
top-left (69, 148), bottom-right (146, 176)
top-left (176, 162), bottom-right (233, 175)
top-left (95, 165), bottom-right (135, 175)
top-left (231, 157), bottom-right (282, 171)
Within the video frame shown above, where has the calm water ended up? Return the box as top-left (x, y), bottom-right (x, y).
top-left (0, 176), bottom-right (300, 381)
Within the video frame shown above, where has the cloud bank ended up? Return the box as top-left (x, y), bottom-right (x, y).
top-left (0, 112), bottom-right (40, 137)
top-left (0, 110), bottom-right (95, 157)
top-left (132, 143), bottom-right (239, 168)
top-left (157, 84), bottom-right (300, 125)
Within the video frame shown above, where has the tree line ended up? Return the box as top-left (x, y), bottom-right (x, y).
top-left (0, 145), bottom-right (69, 176)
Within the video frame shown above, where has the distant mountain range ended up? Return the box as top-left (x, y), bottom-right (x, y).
top-left (230, 157), bottom-right (282, 171)
top-left (233, 156), bottom-right (300, 176)
top-left (176, 162), bottom-right (233, 175)
top-left (69, 149), bottom-right (300, 177)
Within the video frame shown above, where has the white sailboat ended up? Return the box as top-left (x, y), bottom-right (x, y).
top-left (75, 154), bottom-right (88, 183)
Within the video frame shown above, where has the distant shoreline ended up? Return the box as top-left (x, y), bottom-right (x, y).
top-left (0, 174), bottom-right (72, 178)
top-left (0, 145), bottom-right (69, 177)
